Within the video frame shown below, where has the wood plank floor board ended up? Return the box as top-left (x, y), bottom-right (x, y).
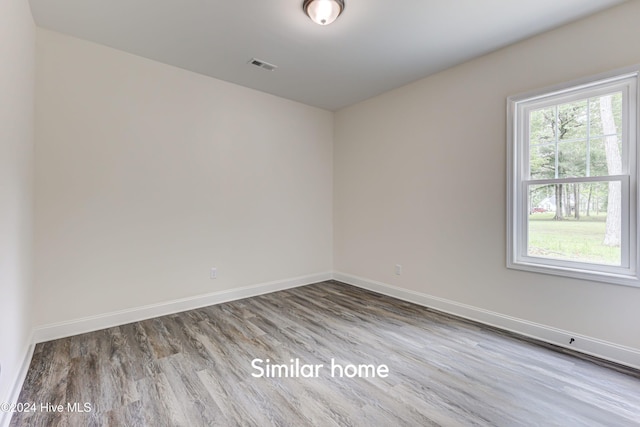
top-left (195, 369), bottom-right (254, 426)
top-left (10, 281), bottom-right (640, 426)
top-left (157, 355), bottom-right (221, 427)
top-left (117, 322), bottom-right (154, 382)
top-left (135, 377), bottom-right (174, 427)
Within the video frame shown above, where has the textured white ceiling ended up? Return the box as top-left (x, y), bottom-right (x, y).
top-left (29, 0), bottom-right (626, 110)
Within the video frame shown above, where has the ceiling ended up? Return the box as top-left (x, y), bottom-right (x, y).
top-left (29, 0), bottom-right (626, 111)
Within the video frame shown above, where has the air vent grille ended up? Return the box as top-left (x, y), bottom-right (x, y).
top-left (248, 58), bottom-right (277, 71)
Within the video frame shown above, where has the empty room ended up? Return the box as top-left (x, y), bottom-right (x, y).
top-left (2, 0), bottom-right (640, 425)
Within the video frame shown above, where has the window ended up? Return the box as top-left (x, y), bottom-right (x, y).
top-left (507, 68), bottom-right (639, 286)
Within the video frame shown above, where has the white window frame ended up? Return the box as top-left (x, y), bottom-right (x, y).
top-left (507, 67), bottom-right (640, 287)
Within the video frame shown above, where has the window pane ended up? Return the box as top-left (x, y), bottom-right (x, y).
top-left (529, 144), bottom-right (555, 179)
top-left (589, 92), bottom-right (623, 137)
top-left (589, 138), bottom-right (608, 177)
top-left (589, 137), bottom-right (622, 177)
top-left (529, 107), bottom-right (555, 144)
top-left (527, 182), bottom-right (621, 266)
top-left (558, 100), bottom-right (587, 141)
top-left (557, 140), bottom-right (586, 178)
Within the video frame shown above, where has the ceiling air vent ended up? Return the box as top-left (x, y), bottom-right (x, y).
top-left (248, 58), bottom-right (277, 71)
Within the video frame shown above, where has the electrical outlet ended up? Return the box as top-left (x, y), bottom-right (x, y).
top-left (210, 268), bottom-right (217, 279)
top-left (395, 264), bottom-right (402, 275)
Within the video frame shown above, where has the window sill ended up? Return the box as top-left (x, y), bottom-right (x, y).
top-left (507, 259), bottom-right (640, 288)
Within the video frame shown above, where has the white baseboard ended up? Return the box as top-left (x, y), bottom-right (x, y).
top-left (0, 339), bottom-right (35, 427)
top-left (32, 272), bottom-right (332, 343)
top-left (333, 271), bottom-right (640, 371)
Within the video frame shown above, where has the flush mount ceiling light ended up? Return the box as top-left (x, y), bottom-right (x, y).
top-left (303, 0), bottom-right (345, 26)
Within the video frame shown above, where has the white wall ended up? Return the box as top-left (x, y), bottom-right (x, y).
top-left (0, 0), bottom-right (35, 408)
top-left (334, 1), bottom-right (640, 353)
top-left (34, 29), bottom-right (333, 326)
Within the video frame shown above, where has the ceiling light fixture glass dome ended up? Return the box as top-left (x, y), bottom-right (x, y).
top-left (303, 0), bottom-right (345, 26)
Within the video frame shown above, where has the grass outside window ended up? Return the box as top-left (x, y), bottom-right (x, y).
top-left (528, 212), bottom-right (620, 265)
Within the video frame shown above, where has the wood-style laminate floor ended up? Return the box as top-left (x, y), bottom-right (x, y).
top-left (10, 281), bottom-right (640, 426)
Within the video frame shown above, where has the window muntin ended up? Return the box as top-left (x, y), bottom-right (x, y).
top-left (508, 70), bottom-right (639, 286)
